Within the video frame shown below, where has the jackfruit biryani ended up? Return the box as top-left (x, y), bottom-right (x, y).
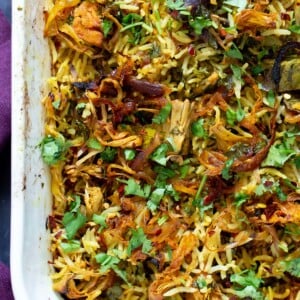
top-left (41, 0), bottom-right (300, 299)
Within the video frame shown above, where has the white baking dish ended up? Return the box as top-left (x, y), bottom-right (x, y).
top-left (11, 0), bottom-right (60, 299)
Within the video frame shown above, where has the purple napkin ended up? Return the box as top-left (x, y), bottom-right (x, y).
top-left (0, 262), bottom-right (13, 299)
top-left (0, 10), bottom-right (11, 148)
top-left (0, 10), bottom-right (13, 300)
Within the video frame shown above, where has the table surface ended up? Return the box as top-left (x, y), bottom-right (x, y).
top-left (0, 0), bottom-right (11, 266)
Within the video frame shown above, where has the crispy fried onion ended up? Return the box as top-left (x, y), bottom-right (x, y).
top-left (149, 233), bottom-right (198, 300)
top-left (95, 122), bottom-right (142, 148)
top-left (52, 271), bottom-right (114, 299)
top-left (234, 9), bottom-right (277, 31)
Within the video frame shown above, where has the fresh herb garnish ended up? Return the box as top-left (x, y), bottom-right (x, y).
top-left (150, 143), bottom-right (169, 166)
top-left (87, 138), bottom-right (103, 150)
top-left (152, 103), bottom-right (172, 124)
top-left (226, 99), bottom-right (245, 126)
top-left (191, 118), bottom-right (207, 138)
top-left (40, 135), bottom-right (68, 165)
top-left (100, 146), bottom-right (117, 162)
top-left (124, 149), bottom-right (136, 160)
top-left (166, 0), bottom-right (189, 14)
top-left (281, 258), bottom-right (300, 277)
top-left (102, 19), bottom-right (113, 38)
top-left (95, 253), bottom-right (128, 283)
top-left (123, 178), bottom-right (151, 198)
top-left (60, 240), bottom-right (81, 253)
top-left (52, 99), bottom-right (61, 109)
top-left (234, 192), bottom-right (249, 207)
top-left (264, 90), bottom-right (276, 108)
top-left (127, 227), bottom-right (152, 255)
top-left (189, 17), bottom-right (213, 35)
top-left (62, 196), bottom-right (87, 240)
top-left (225, 43), bottom-right (243, 60)
top-left (147, 188), bottom-right (165, 212)
top-left (92, 213), bottom-right (107, 232)
top-left (222, 158), bottom-right (234, 180)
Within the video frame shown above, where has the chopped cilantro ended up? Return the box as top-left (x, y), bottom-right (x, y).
top-left (92, 213), bottom-right (107, 232)
top-left (149, 42), bottom-right (161, 58)
top-left (152, 103), bottom-right (172, 124)
top-left (226, 100), bottom-right (245, 126)
top-left (150, 143), bottom-right (169, 166)
top-left (40, 135), bottom-right (68, 165)
top-left (234, 192), bottom-right (249, 207)
top-left (124, 149), bottom-right (136, 160)
top-left (251, 65), bottom-right (264, 76)
top-left (281, 258), bottom-right (300, 277)
top-left (264, 90), bottom-right (276, 108)
top-left (255, 177), bottom-right (287, 201)
top-left (192, 197), bottom-right (213, 218)
top-left (87, 138), bottom-right (103, 150)
top-left (230, 269), bottom-right (263, 289)
top-left (165, 184), bottom-right (180, 201)
top-left (127, 227), bottom-right (152, 255)
top-left (100, 147), bottom-right (117, 162)
top-left (124, 178), bottom-right (151, 198)
top-left (221, 157), bottom-right (234, 180)
top-left (262, 141), bottom-right (296, 168)
top-left (60, 240), bottom-right (81, 253)
top-left (196, 276), bottom-right (207, 289)
top-left (121, 13), bottom-right (147, 45)
top-left (147, 188), bottom-right (165, 212)
top-left (166, 0), bottom-right (187, 12)
top-left (102, 19), bottom-right (113, 38)
top-left (231, 64), bottom-right (244, 82)
top-left (52, 99), bottom-right (61, 109)
top-left (95, 253), bottom-right (128, 283)
top-left (62, 196), bottom-right (87, 240)
top-left (191, 118), bottom-right (207, 138)
top-left (189, 17), bottom-right (213, 35)
top-left (234, 286), bottom-right (264, 300)
top-left (289, 24), bottom-right (300, 34)
top-left (225, 43), bottom-right (243, 60)
top-left (157, 215), bottom-right (168, 226)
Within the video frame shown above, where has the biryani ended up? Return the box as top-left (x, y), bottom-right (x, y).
top-left (41, 0), bottom-right (300, 299)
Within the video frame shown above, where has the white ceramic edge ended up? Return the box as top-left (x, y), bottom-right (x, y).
top-left (11, 0), bottom-right (27, 298)
top-left (11, 0), bottom-right (60, 298)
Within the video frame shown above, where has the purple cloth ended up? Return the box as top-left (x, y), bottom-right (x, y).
top-left (0, 10), bottom-right (11, 148)
top-left (0, 262), bottom-right (13, 299)
top-left (0, 10), bottom-right (13, 300)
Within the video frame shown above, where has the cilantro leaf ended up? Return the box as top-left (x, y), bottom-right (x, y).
top-left (262, 142), bottom-right (296, 168)
top-left (231, 64), bottom-right (244, 82)
top-left (189, 17), bottom-right (213, 35)
top-left (254, 177), bottom-right (287, 201)
top-left (166, 0), bottom-right (186, 11)
top-left (196, 276), bottom-right (207, 289)
top-left (124, 178), bottom-right (151, 198)
top-left (264, 90), bottom-right (276, 108)
top-left (234, 192), bottom-right (249, 207)
top-left (60, 240), bottom-right (81, 253)
top-left (127, 227), bottom-right (152, 255)
top-left (234, 286), bottom-right (264, 300)
top-left (221, 157), bottom-right (234, 180)
top-left (230, 270), bottom-right (263, 289)
top-left (40, 136), bottom-right (68, 165)
top-left (150, 143), bottom-right (169, 166)
top-left (87, 138), bottom-right (103, 150)
top-left (124, 149), bottom-right (136, 160)
top-left (152, 103), bottom-right (172, 124)
top-left (226, 100), bottom-right (245, 126)
top-left (100, 147), bottom-right (117, 162)
top-left (96, 253), bottom-right (120, 273)
top-left (92, 213), bottom-right (107, 232)
top-left (62, 212), bottom-right (86, 240)
top-left (289, 24), bottom-right (300, 34)
top-left (62, 195), bottom-right (87, 239)
top-left (121, 13), bottom-right (144, 45)
top-left (191, 118), bottom-right (207, 138)
top-left (192, 197), bottom-right (213, 218)
top-left (102, 19), bottom-right (113, 38)
top-left (281, 258), bottom-right (300, 277)
top-left (165, 184), bottom-right (180, 201)
top-left (225, 43), bottom-right (243, 60)
top-left (52, 99), bottom-right (61, 109)
top-left (147, 188), bottom-right (165, 212)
